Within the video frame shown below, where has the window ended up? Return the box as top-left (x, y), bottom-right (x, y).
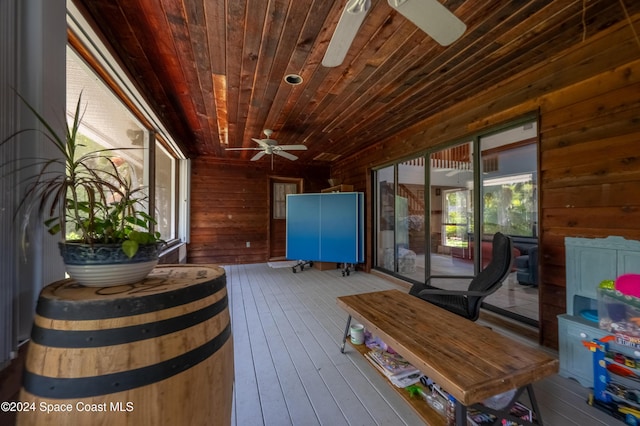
top-left (273, 182), bottom-right (297, 219)
top-left (482, 173), bottom-right (536, 237)
top-left (155, 142), bottom-right (176, 240)
top-left (66, 49), bottom-right (150, 238)
top-left (66, 43), bottom-right (187, 245)
top-left (0, 1), bottom-right (189, 372)
top-left (443, 188), bottom-right (471, 247)
top-left (480, 128), bottom-right (538, 238)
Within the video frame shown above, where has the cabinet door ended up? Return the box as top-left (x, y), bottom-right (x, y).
top-left (619, 250), bottom-right (640, 274)
top-left (558, 315), bottom-right (609, 388)
top-left (566, 246), bottom-right (617, 315)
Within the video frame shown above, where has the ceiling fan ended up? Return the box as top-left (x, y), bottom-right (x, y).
top-left (225, 129), bottom-right (307, 168)
top-left (322, 0), bottom-right (466, 67)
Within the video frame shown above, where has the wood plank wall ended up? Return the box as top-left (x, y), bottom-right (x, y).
top-left (330, 15), bottom-right (640, 349)
top-left (188, 158), bottom-right (329, 264)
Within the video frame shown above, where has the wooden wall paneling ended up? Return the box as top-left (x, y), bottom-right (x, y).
top-left (327, 0), bottom-right (565, 142)
top-left (250, 0), bottom-right (339, 143)
top-left (526, 48), bottom-right (640, 347)
top-left (372, 1), bottom-right (565, 134)
top-left (78, 0), bottom-right (640, 160)
top-left (330, 14), bottom-right (640, 349)
top-left (535, 54), bottom-right (640, 348)
top-left (161, 0), bottom-right (213, 151)
top-left (467, 16), bottom-right (640, 135)
top-left (541, 86), bottom-right (640, 137)
top-left (188, 158), bottom-right (329, 264)
top-left (231, 0), bottom-right (271, 150)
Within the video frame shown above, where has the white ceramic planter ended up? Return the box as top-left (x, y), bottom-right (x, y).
top-left (59, 242), bottom-right (162, 287)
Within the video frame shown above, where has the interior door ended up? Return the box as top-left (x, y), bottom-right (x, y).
top-left (269, 178), bottom-right (302, 260)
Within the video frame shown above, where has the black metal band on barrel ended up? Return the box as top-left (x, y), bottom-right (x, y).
top-left (36, 273), bottom-right (226, 320)
top-left (30, 295), bottom-right (228, 348)
top-left (22, 322), bottom-right (232, 399)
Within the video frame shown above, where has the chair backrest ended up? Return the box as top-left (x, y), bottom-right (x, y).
top-left (466, 232), bottom-right (514, 318)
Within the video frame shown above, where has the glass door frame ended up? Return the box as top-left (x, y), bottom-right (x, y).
top-left (425, 139), bottom-right (479, 284)
top-left (372, 113), bottom-right (539, 288)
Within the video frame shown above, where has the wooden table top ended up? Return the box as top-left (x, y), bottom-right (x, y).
top-left (336, 289), bottom-right (559, 406)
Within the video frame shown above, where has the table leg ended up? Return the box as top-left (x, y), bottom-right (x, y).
top-left (340, 315), bottom-right (352, 353)
top-left (527, 384), bottom-right (543, 425)
top-left (467, 385), bottom-right (543, 426)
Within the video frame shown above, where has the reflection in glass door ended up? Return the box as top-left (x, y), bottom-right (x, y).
top-left (371, 119), bottom-right (539, 324)
top-left (376, 166), bottom-right (395, 272)
top-left (429, 142), bottom-right (475, 280)
top-left (397, 158), bottom-right (425, 281)
top-left (480, 121), bottom-right (539, 322)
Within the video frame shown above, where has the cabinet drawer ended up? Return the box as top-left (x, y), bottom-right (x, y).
top-left (565, 321), bottom-right (605, 341)
top-left (558, 315), bottom-right (608, 388)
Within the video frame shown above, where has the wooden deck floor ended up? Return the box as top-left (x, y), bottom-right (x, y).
top-left (226, 263), bottom-right (621, 426)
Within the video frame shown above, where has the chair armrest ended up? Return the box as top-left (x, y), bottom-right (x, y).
top-left (417, 288), bottom-right (488, 297)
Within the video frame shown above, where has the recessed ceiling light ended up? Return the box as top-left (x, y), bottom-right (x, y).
top-left (284, 74), bottom-right (303, 85)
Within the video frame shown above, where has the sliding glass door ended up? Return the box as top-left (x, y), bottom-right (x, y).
top-left (480, 123), bottom-right (539, 322)
top-left (372, 117), bottom-right (539, 323)
top-left (429, 142), bottom-right (475, 279)
top-left (397, 159), bottom-right (425, 281)
top-left (376, 166), bottom-right (395, 272)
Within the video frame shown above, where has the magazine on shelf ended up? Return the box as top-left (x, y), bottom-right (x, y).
top-left (364, 349), bottom-right (421, 388)
top-left (367, 348), bottom-right (419, 376)
top-left (466, 401), bottom-right (535, 426)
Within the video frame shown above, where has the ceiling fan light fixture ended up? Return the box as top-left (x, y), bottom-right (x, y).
top-left (322, 0), bottom-right (371, 67)
top-left (387, 0), bottom-right (466, 46)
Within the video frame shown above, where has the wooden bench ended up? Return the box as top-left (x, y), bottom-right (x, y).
top-left (337, 289), bottom-right (558, 425)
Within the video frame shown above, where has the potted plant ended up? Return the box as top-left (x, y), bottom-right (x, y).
top-left (2, 93), bottom-right (163, 286)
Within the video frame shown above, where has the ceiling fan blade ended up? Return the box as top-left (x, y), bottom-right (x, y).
top-left (252, 138), bottom-right (271, 148)
top-left (274, 150), bottom-right (298, 161)
top-left (278, 144), bottom-right (307, 151)
top-left (251, 151), bottom-right (267, 161)
top-left (322, 0), bottom-right (371, 67)
top-left (387, 0), bottom-right (466, 46)
top-left (225, 147), bottom-right (263, 151)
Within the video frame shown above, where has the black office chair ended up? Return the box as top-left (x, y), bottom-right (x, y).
top-left (409, 232), bottom-right (514, 321)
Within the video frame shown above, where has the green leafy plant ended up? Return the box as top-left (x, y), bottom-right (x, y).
top-left (2, 93), bottom-right (162, 258)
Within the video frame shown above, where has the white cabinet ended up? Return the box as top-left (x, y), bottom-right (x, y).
top-left (558, 236), bottom-right (640, 387)
top-left (619, 250), bottom-right (640, 274)
top-left (558, 314), bottom-right (609, 387)
top-left (565, 245), bottom-right (616, 315)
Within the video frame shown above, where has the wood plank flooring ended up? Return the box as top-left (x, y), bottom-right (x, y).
top-left (226, 263), bottom-right (621, 426)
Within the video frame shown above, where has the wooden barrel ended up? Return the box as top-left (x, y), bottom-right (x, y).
top-left (17, 264), bottom-right (233, 426)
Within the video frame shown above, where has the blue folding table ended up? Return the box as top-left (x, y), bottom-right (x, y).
top-left (286, 192), bottom-right (364, 275)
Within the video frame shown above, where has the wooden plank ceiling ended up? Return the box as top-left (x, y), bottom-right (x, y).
top-left (73, 0), bottom-right (639, 164)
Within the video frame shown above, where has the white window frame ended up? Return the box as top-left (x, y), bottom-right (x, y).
top-left (67, 1), bottom-right (189, 245)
